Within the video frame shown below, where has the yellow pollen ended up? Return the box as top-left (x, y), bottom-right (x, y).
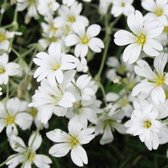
top-left (68, 16), bottom-right (76, 23)
top-left (81, 36), bottom-right (89, 45)
top-left (48, 2), bottom-right (52, 8)
top-left (155, 75), bottom-right (165, 86)
top-left (27, 151), bottom-right (35, 162)
top-left (154, 8), bottom-right (163, 16)
top-left (103, 119), bottom-right (114, 129)
top-left (144, 120), bottom-right (152, 129)
top-left (0, 67), bottom-right (5, 74)
top-left (28, 0), bottom-right (36, 5)
top-left (136, 34), bottom-right (146, 45)
top-left (164, 26), bottom-right (168, 33)
top-left (5, 115), bottom-right (15, 125)
top-left (51, 91), bottom-right (63, 105)
top-left (121, 2), bottom-right (125, 7)
top-left (29, 107), bottom-right (38, 118)
top-left (0, 32), bottom-right (6, 42)
top-left (68, 135), bottom-right (80, 148)
top-left (50, 24), bottom-right (58, 33)
top-left (118, 98), bottom-right (128, 107)
top-left (52, 63), bottom-right (61, 71)
top-left (117, 64), bottom-right (126, 75)
top-left (48, 36), bottom-right (58, 42)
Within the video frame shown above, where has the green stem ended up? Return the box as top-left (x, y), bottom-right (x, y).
top-left (98, 82), bottom-right (107, 106)
top-left (0, 0), bottom-right (7, 25)
top-left (95, 14), bottom-right (111, 81)
top-left (6, 81), bottom-right (9, 99)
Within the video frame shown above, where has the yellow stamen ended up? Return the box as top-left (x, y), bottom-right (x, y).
top-left (121, 2), bottom-right (125, 7)
top-left (164, 26), bottom-right (168, 33)
top-left (52, 64), bottom-right (61, 71)
top-left (27, 151), bottom-right (36, 162)
top-left (48, 36), bottom-right (58, 42)
top-left (28, 0), bottom-right (36, 5)
top-left (28, 107), bottom-right (38, 118)
top-left (144, 120), bottom-right (152, 128)
top-left (50, 24), bottom-right (58, 33)
top-left (136, 34), bottom-right (146, 45)
top-left (0, 32), bottom-right (6, 42)
top-left (152, 74), bottom-right (165, 86)
top-left (0, 67), bottom-right (5, 74)
top-left (68, 135), bottom-right (80, 148)
top-left (118, 98), bottom-right (128, 107)
top-left (5, 115), bottom-right (15, 125)
top-left (154, 8), bottom-right (163, 16)
top-left (68, 16), bottom-right (76, 23)
top-left (80, 36), bottom-right (89, 45)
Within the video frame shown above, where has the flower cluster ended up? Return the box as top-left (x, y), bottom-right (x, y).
top-left (1, 0), bottom-right (168, 167)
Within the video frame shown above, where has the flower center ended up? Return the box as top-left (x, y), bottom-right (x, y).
top-left (0, 67), bottom-right (5, 74)
top-left (117, 64), bottom-right (126, 75)
top-left (73, 101), bottom-right (82, 114)
top-left (164, 26), bottom-right (168, 33)
top-left (154, 8), bottom-right (163, 16)
top-left (50, 24), bottom-right (58, 33)
top-left (81, 36), bottom-right (89, 45)
top-left (29, 107), bottom-right (38, 118)
top-left (5, 115), bottom-right (15, 125)
top-left (154, 74), bottom-right (165, 86)
top-left (28, 0), bottom-right (36, 5)
top-left (143, 120), bottom-right (152, 129)
top-left (52, 63), bottom-right (61, 71)
top-left (27, 151), bottom-right (35, 162)
top-left (118, 98), bottom-right (128, 107)
top-left (0, 32), bottom-right (6, 42)
top-left (136, 34), bottom-right (146, 45)
top-left (121, 2), bottom-right (125, 7)
top-left (104, 119), bottom-right (113, 128)
top-left (51, 90), bottom-right (63, 105)
top-left (48, 36), bottom-right (58, 42)
top-left (68, 135), bottom-right (80, 148)
top-left (68, 16), bottom-right (76, 23)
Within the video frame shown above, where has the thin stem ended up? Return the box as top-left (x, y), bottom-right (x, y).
top-left (6, 81), bottom-right (9, 99)
top-left (98, 82), bottom-right (107, 106)
top-left (0, 0), bottom-right (7, 25)
top-left (95, 14), bottom-right (111, 81)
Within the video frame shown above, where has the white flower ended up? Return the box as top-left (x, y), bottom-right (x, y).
top-left (66, 98), bottom-right (101, 128)
top-left (76, 57), bottom-right (88, 72)
top-left (111, 0), bottom-right (134, 17)
top-left (30, 77), bottom-right (76, 124)
top-left (75, 74), bottom-right (98, 101)
top-left (0, 28), bottom-right (19, 51)
top-left (46, 119), bottom-right (95, 167)
top-left (37, 0), bottom-right (59, 17)
top-left (99, 0), bottom-right (112, 15)
top-left (0, 53), bottom-right (20, 85)
top-left (142, 0), bottom-right (168, 25)
top-left (0, 97), bottom-right (33, 136)
top-left (132, 53), bottom-right (168, 105)
top-left (17, 0), bottom-right (39, 19)
top-left (7, 133), bottom-right (52, 168)
top-left (65, 24), bottom-right (104, 57)
top-left (63, 0), bottom-right (76, 6)
top-left (95, 105), bottom-right (126, 145)
top-left (0, 87), bottom-right (2, 95)
top-left (125, 104), bottom-right (163, 150)
top-left (114, 10), bottom-right (163, 64)
top-left (106, 91), bottom-right (133, 117)
top-left (63, 0), bottom-right (91, 6)
top-left (41, 17), bottom-right (63, 39)
top-left (33, 43), bottom-right (77, 85)
top-left (58, 2), bottom-right (89, 30)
